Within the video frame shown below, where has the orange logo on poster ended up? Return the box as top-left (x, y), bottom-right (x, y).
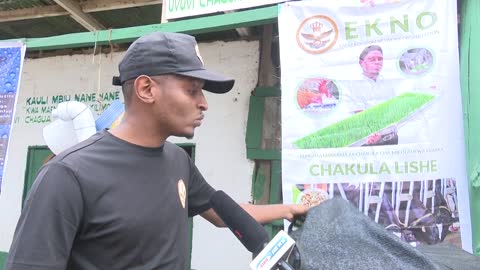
top-left (296, 15), bottom-right (339, 54)
top-left (178, 179), bottom-right (186, 209)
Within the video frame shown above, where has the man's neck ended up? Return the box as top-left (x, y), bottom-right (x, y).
top-left (109, 117), bottom-right (168, 148)
top-left (363, 72), bottom-right (379, 81)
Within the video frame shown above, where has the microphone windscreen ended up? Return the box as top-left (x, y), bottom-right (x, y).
top-left (209, 190), bottom-right (269, 254)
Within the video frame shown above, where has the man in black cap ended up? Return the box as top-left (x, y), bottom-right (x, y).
top-left (5, 32), bottom-right (307, 270)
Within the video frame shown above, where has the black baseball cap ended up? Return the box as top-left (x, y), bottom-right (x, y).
top-left (112, 32), bottom-right (235, 94)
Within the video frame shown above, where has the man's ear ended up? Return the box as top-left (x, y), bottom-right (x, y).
top-left (134, 75), bottom-right (155, 104)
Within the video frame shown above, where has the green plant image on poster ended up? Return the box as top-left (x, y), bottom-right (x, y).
top-left (293, 92), bottom-right (435, 149)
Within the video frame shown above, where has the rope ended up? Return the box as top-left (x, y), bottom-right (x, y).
top-left (96, 51), bottom-right (103, 103)
top-left (108, 28), bottom-right (114, 60)
top-left (409, 212), bottom-right (434, 228)
top-left (92, 31), bottom-right (98, 64)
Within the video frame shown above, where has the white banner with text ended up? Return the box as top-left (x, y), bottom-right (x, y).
top-left (279, 0), bottom-right (471, 252)
top-left (165, 0), bottom-right (285, 19)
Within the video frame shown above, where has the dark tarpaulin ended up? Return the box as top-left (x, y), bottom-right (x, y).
top-left (289, 198), bottom-right (480, 270)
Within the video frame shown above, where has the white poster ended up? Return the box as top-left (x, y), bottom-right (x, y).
top-left (279, 0), bottom-right (472, 252)
top-left (0, 42), bottom-right (26, 195)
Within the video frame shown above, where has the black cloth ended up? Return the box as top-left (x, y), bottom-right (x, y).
top-left (289, 198), bottom-right (480, 270)
top-left (6, 130), bottom-right (215, 270)
top-left (417, 243), bottom-right (480, 270)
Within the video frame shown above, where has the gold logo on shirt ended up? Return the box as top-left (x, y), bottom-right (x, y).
top-left (178, 179), bottom-right (186, 209)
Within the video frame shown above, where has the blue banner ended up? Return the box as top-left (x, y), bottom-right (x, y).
top-left (0, 42), bottom-right (26, 194)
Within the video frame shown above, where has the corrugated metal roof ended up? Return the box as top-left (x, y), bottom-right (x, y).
top-left (0, 6), bottom-right (164, 40)
top-left (0, 16), bottom-right (85, 39)
top-left (0, 0), bottom-right (57, 10)
top-left (90, 5), bottom-right (162, 29)
top-left (0, 0), bottom-right (242, 49)
top-left (0, 1), bottom-right (165, 40)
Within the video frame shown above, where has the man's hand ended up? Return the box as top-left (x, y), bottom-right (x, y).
top-left (284, 203), bottom-right (309, 222)
top-left (234, 203), bottom-right (310, 225)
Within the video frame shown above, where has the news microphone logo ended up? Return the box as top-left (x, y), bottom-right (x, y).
top-left (257, 235), bottom-right (288, 268)
top-left (250, 230), bottom-right (295, 270)
top-left (234, 229), bottom-right (243, 239)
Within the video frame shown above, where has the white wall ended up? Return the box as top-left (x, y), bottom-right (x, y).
top-left (0, 40), bottom-right (259, 270)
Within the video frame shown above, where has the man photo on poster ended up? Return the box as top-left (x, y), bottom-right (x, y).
top-left (343, 45), bottom-right (399, 146)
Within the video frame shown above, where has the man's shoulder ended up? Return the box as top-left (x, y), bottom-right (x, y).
top-left (54, 131), bottom-right (106, 160)
top-left (163, 141), bottom-right (192, 167)
top-left (163, 141), bottom-right (189, 156)
top-left (49, 131), bottom-right (113, 172)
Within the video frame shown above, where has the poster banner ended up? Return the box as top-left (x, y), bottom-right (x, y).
top-left (279, 0), bottom-right (472, 251)
top-left (0, 42), bottom-right (26, 194)
top-left (165, 0), bottom-right (286, 20)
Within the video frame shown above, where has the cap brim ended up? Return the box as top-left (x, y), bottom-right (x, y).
top-left (175, 69), bottom-right (235, 94)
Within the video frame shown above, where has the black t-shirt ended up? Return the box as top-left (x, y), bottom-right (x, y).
top-left (6, 130), bottom-right (215, 270)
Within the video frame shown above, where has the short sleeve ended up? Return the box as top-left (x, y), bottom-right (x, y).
top-left (187, 159), bottom-right (215, 217)
top-left (5, 162), bottom-right (84, 270)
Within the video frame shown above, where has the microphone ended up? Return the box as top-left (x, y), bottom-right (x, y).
top-left (209, 190), bottom-right (269, 254)
top-left (209, 190), bottom-right (297, 270)
top-left (249, 230), bottom-right (296, 270)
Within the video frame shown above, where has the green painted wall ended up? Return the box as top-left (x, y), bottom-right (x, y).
top-left (460, 0), bottom-right (480, 255)
top-left (0, 251), bottom-right (7, 270)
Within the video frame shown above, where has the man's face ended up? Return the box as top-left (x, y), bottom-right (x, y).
top-left (360, 50), bottom-right (383, 78)
top-left (151, 75), bottom-right (207, 139)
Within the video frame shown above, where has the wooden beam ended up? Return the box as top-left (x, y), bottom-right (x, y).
top-left (224, 10), bottom-right (252, 37)
top-left (254, 87), bottom-right (281, 97)
top-left (270, 160), bottom-right (282, 204)
top-left (246, 96), bottom-right (266, 149)
top-left (5, 6), bottom-right (278, 51)
top-left (82, 0), bottom-right (162, 12)
top-left (257, 24), bottom-right (276, 87)
top-left (52, 0), bottom-right (106, 31)
top-left (246, 149), bottom-right (281, 160)
top-left (0, 0), bottom-right (162, 23)
top-left (0, 5), bottom-right (68, 22)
